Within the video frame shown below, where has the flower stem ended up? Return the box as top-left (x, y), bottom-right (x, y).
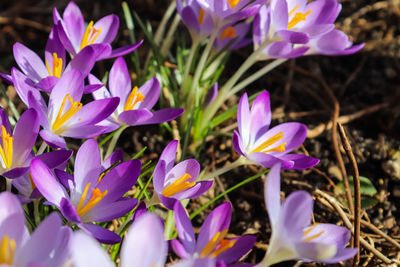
top-left (200, 156), bottom-right (246, 180)
top-left (5, 178), bottom-right (12, 192)
top-left (105, 125), bottom-right (128, 158)
top-left (190, 169), bottom-right (269, 220)
top-left (180, 38), bottom-right (201, 97)
top-left (33, 199), bottom-right (41, 226)
top-left (37, 141), bottom-right (48, 155)
top-left (228, 58), bottom-right (287, 98)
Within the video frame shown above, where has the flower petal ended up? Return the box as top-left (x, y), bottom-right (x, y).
top-left (93, 15), bottom-right (119, 44)
top-left (109, 57), bottom-right (131, 101)
top-left (265, 163), bottom-right (282, 227)
top-left (174, 202), bottom-right (196, 254)
top-left (81, 223), bottom-right (121, 244)
top-left (13, 42), bottom-right (47, 82)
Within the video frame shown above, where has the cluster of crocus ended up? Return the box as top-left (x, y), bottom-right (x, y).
top-left (0, 0), bottom-right (362, 266)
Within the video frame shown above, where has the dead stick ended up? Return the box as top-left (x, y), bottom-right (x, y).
top-left (337, 123), bottom-right (361, 266)
top-left (316, 190), bottom-right (392, 265)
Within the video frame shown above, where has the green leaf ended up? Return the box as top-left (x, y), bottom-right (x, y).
top-left (335, 175), bottom-right (378, 209)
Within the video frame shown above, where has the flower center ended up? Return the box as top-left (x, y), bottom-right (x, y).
top-left (45, 53), bottom-right (63, 78)
top-left (51, 94), bottom-right (82, 134)
top-left (219, 26), bottom-right (235, 39)
top-left (76, 182), bottom-right (108, 216)
top-left (288, 5), bottom-right (312, 29)
top-left (80, 21), bottom-right (102, 50)
top-left (200, 229), bottom-right (237, 258)
top-left (228, 0), bottom-right (240, 8)
top-left (124, 86), bottom-right (145, 111)
top-left (29, 173), bottom-right (36, 191)
top-left (251, 131), bottom-right (287, 154)
top-left (161, 173), bottom-right (195, 197)
top-left (0, 235), bottom-right (16, 265)
top-left (302, 224), bottom-right (325, 242)
top-left (198, 9), bottom-right (205, 24)
top-left (0, 125), bottom-right (13, 169)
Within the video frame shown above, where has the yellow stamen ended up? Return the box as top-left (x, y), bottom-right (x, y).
top-left (29, 173), bottom-right (36, 190)
top-left (51, 94), bottom-right (82, 134)
top-left (303, 224), bottom-right (325, 242)
top-left (80, 21), bottom-right (102, 50)
top-left (161, 173), bottom-right (195, 197)
top-left (200, 229), bottom-right (228, 258)
top-left (0, 125), bottom-right (13, 169)
top-left (227, 0), bottom-right (240, 8)
top-left (123, 86), bottom-right (145, 111)
top-left (76, 183), bottom-right (108, 216)
top-left (251, 132), bottom-right (285, 154)
top-left (198, 9), bottom-right (205, 24)
top-left (219, 26), bottom-right (235, 39)
top-left (0, 235), bottom-right (16, 265)
top-left (288, 7), bottom-right (312, 29)
top-left (210, 239), bottom-right (237, 258)
top-left (45, 53), bottom-right (63, 78)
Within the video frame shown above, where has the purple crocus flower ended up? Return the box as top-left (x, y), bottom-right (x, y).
top-left (0, 192), bottom-right (71, 266)
top-left (232, 91), bottom-right (319, 169)
top-left (30, 139), bottom-right (141, 244)
top-left (196, 0), bottom-right (266, 27)
top-left (172, 202), bottom-right (256, 266)
top-left (53, 1), bottom-right (142, 60)
top-left (8, 28), bottom-right (96, 93)
top-left (12, 68), bottom-right (119, 148)
top-left (260, 163), bottom-right (357, 266)
top-left (70, 212), bottom-right (167, 267)
top-left (0, 107), bottom-right (39, 179)
top-left (89, 57), bottom-right (184, 132)
top-left (153, 140), bottom-right (213, 209)
top-left (177, 0), bottom-right (215, 39)
top-left (214, 22), bottom-right (251, 51)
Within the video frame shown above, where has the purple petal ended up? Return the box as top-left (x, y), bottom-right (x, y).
top-left (109, 57), bottom-right (131, 100)
top-left (196, 202), bottom-right (232, 253)
top-left (0, 192), bottom-right (26, 245)
top-left (101, 41), bottom-right (143, 60)
top-left (276, 30), bottom-right (309, 44)
top-left (174, 201), bottom-right (195, 254)
top-left (121, 213), bottom-right (167, 267)
top-left (97, 159), bottom-right (141, 203)
top-left (137, 77), bottom-right (161, 110)
top-left (70, 232), bottom-right (114, 267)
top-left (84, 84), bottom-right (104, 94)
top-left (59, 125), bottom-right (109, 139)
top-left (55, 22), bottom-right (78, 55)
top-left (249, 152), bottom-right (290, 169)
top-left (81, 223), bottom-right (121, 244)
top-left (11, 67), bottom-right (40, 107)
top-left (30, 158), bottom-right (68, 207)
top-left (89, 74), bottom-right (111, 99)
top-left (171, 239), bottom-right (190, 259)
top-left (135, 108), bottom-right (184, 125)
top-left (62, 1), bottom-right (84, 51)
top-left (216, 235), bottom-right (256, 264)
top-left (280, 191), bottom-right (313, 240)
top-left (74, 139), bottom-right (102, 195)
top-left (82, 198), bottom-right (137, 223)
top-left (154, 140), bottom-right (178, 192)
top-left (237, 93), bottom-right (250, 147)
top-left (89, 43), bottom-right (112, 60)
top-left (40, 129), bottom-right (66, 149)
top-left (323, 248), bottom-right (358, 264)
top-left (93, 15), bottom-right (119, 44)
top-left (249, 91), bottom-right (271, 143)
top-left (27, 91), bottom-right (48, 128)
top-left (13, 42), bottom-right (47, 82)
top-left (0, 107), bottom-right (11, 134)
top-left (265, 163), bottom-right (282, 227)
top-left (279, 154), bottom-right (319, 170)
top-left (204, 83), bottom-right (218, 107)
top-left (102, 149), bottom-right (123, 170)
top-left (271, 0), bottom-right (288, 30)
top-left (35, 150), bottom-right (72, 169)
top-left (118, 109), bottom-right (153, 126)
top-left (232, 130), bottom-right (246, 157)
top-left (65, 46), bottom-right (96, 78)
top-left (36, 76), bottom-right (59, 93)
top-left (12, 108), bottom-right (39, 166)
top-left (0, 73), bottom-right (12, 84)
top-left (180, 7), bottom-right (200, 34)
top-left (55, 169), bottom-right (74, 190)
top-left (295, 241), bottom-right (337, 262)
top-left (3, 167), bottom-right (29, 179)
top-left (164, 159), bottom-right (200, 190)
top-left (132, 202), bottom-right (147, 222)
top-left (45, 27), bottom-right (66, 72)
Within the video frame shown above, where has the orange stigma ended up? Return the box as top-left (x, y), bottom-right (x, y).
top-left (198, 9), bottom-right (205, 24)
top-left (200, 229), bottom-right (237, 258)
top-left (161, 173), bottom-right (195, 197)
top-left (251, 132), bottom-right (287, 154)
top-left (302, 224), bottom-right (325, 242)
top-left (0, 125), bottom-right (13, 169)
top-left (219, 26), bottom-right (235, 39)
top-left (76, 183), bottom-right (108, 216)
top-left (288, 5), bottom-right (312, 29)
top-left (51, 94), bottom-right (82, 134)
top-left (123, 86), bottom-right (145, 111)
top-left (228, 0), bottom-right (240, 8)
top-left (0, 235), bottom-right (16, 265)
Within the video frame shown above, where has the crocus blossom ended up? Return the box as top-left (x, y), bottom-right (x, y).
top-left (69, 213), bottom-right (167, 267)
top-left (153, 140), bottom-right (213, 209)
top-left (12, 68), bottom-right (119, 148)
top-left (0, 192), bottom-right (71, 266)
top-left (30, 139), bottom-right (141, 244)
top-left (253, 0), bottom-right (363, 59)
top-left (176, 0), bottom-right (215, 39)
top-left (171, 202), bottom-right (256, 266)
top-left (53, 1), bottom-right (142, 60)
top-left (260, 163), bottom-right (357, 266)
top-left (233, 91), bottom-right (319, 169)
top-left (0, 107), bottom-right (39, 179)
top-left (89, 57), bottom-right (184, 132)
top-left (8, 30), bottom-right (96, 93)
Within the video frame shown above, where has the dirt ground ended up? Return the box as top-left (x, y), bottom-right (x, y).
top-left (0, 0), bottom-right (400, 266)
